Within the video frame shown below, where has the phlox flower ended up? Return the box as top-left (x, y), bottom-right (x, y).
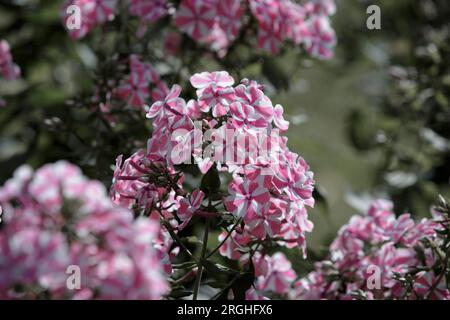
top-left (244, 198), bottom-right (284, 239)
top-left (177, 189), bottom-right (205, 229)
top-left (272, 158), bottom-right (315, 203)
top-left (62, 0), bottom-right (337, 60)
top-left (234, 82), bottom-right (274, 123)
top-left (305, 0), bottom-right (336, 16)
top-left (295, 200), bottom-right (449, 300)
top-left (62, 0), bottom-right (117, 39)
top-left (110, 71), bottom-right (317, 300)
top-left (217, 0), bottom-right (243, 40)
top-left (116, 71), bottom-right (150, 107)
top-left (413, 271), bottom-right (450, 300)
top-left (116, 55), bottom-right (165, 108)
top-left (253, 252), bottom-right (297, 295)
top-left (190, 71), bottom-right (235, 116)
top-left (147, 84), bottom-right (185, 120)
top-left (0, 162), bottom-right (169, 299)
top-left (129, 0), bottom-right (168, 23)
top-left (257, 26), bottom-right (282, 55)
top-left (190, 70), bottom-right (235, 90)
top-left (224, 176), bottom-right (270, 218)
top-left (302, 15), bottom-right (336, 60)
top-left (273, 104), bottom-right (289, 131)
top-left (174, 0), bottom-right (216, 41)
top-left (229, 102), bottom-right (264, 128)
top-left (218, 227), bottom-right (252, 260)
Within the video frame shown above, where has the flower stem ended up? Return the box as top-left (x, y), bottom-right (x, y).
top-left (193, 219), bottom-right (210, 300)
top-left (206, 218), bottom-right (242, 259)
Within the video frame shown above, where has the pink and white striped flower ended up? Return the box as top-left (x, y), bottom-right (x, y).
top-left (217, 0), bottom-right (243, 40)
top-left (302, 15), bottom-right (336, 59)
top-left (190, 71), bottom-right (235, 116)
top-left (273, 104), bottom-right (289, 132)
top-left (147, 84), bottom-right (185, 120)
top-left (253, 252), bottom-right (297, 294)
top-left (62, 0), bottom-right (117, 39)
top-left (129, 0), bottom-right (168, 23)
top-left (225, 176), bottom-right (270, 218)
top-left (257, 26), bottom-right (282, 55)
top-left (414, 271), bottom-right (450, 300)
top-left (0, 162), bottom-right (169, 299)
top-left (116, 72), bottom-right (150, 107)
top-left (177, 189), bottom-right (205, 229)
top-left (174, 0), bottom-right (216, 41)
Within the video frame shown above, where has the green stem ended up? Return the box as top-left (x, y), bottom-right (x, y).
top-left (426, 243), bottom-right (449, 299)
top-left (159, 215), bottom-right (199, 264)
top-left (206, 218), bottom-right (242, 259)
top-left (193, 219), bottom-right (210, 300)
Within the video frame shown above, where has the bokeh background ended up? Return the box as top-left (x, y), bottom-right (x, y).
top-left (1, 0), bottom-right (449, 272)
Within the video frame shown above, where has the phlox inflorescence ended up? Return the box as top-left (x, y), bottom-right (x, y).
top-left (61, 1), bottom-right (337, 126)
top-left (293, 200), bottom-right (450, 300)
top-left (110, 71), bottom-right (315, 299)
top-left (0, 161), bottom-right (168, 299)
top-left (62, 0), bottom-right (336, 59)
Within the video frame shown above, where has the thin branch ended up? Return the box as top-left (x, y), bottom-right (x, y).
top-left (206, 218), bottom-right (242, 259)
top-left (193, 219), bottom-right (210, 300)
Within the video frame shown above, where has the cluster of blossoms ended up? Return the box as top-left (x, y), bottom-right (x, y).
top-left (245, 252), bottom-right (297, 299)
top-left (110, 71), bottom-right (315, 295)
top-left (294, 200), bottom-right (450, 300)
top-left (247, 0), bottom-right (336, 57)
top-left (62, 0), bottom-right (336, 58)
top-left (88, 54), bottom-right (169, 121)
top-left (0, 161), bottom-right (168, 299)
top-left (116, 55), bottom-right (169, 108)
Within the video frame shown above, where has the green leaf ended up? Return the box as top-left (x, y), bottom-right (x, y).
top-left (200, 166), bottom-right (221, 196)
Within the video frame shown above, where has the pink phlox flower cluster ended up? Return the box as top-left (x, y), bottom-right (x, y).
top-left (220, 153), bottom-right (314, 257)
top-left (0, 161), bottom-right (168, 299)
top-left (63, 0), bottom-right (167, 39)
top-left (129, 0), bottom-right (168, 23)
top-left (245, 252), bottom-right (297, 299)
top-left (175, 0), bottom-right (336, 57)
top-left (110, 147), bottom-right (185, 269)
top-left (63, 0), bottom-right (336, 58)
top-left (116, 54), bottom-right (169, 108)
top-left (149, 71), bottom-right (314, 253)
top-left (91, 55), bottom-right (168, 123)
top-left (294, 200), bottom-right (449, 300)
top-left (111, 71), bottom-right (314, 299)
top-left (63, 0), bottom-right (117, 39)
top-left (248, 0), bottom-right (336, 57)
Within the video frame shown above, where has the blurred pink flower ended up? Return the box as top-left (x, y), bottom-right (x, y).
top-left (0, 161), bottom-right (169, 299)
